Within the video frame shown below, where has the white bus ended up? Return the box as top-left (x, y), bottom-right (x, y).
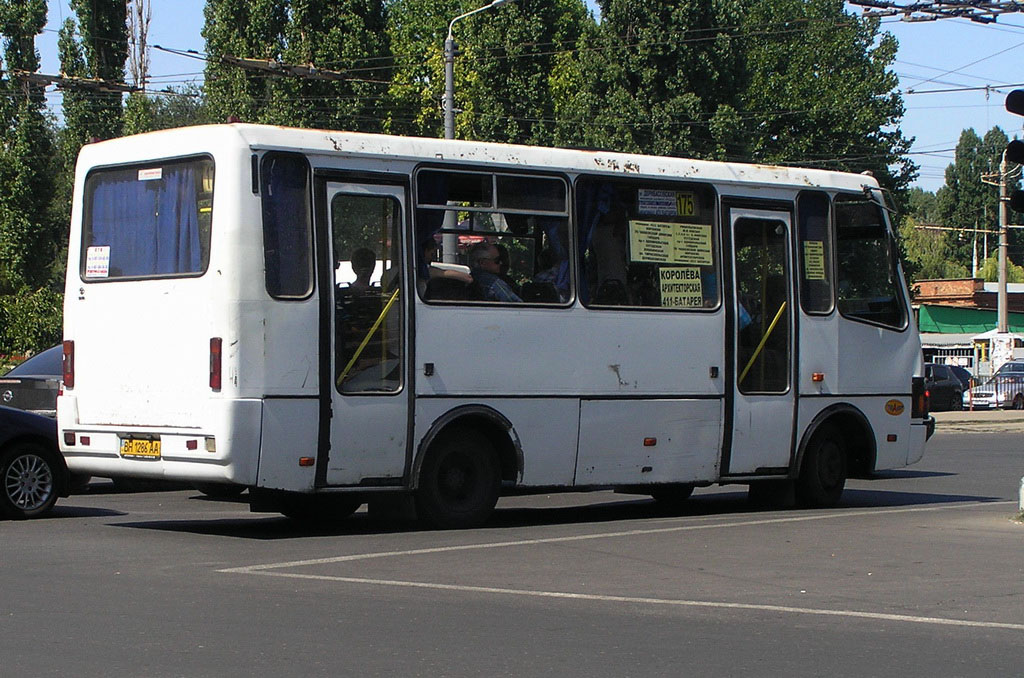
top-left (58, 124), bottom-right (933, 527)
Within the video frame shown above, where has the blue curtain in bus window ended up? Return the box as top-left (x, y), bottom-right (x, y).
top-left (575, 181), bottom-right (616, 304)
top-left (414, 171), bottom-right (449, 278)
top-left (88, 166), bottom-right (201, 277)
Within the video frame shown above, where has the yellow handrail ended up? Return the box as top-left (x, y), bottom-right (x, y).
top-left (738, 301), bottom-right (787, 385)
top-left (337, 288), bottom-right (401, 387)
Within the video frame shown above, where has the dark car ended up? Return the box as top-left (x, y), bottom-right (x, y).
top-left (924, 362), bottom-right (963, 411)
top-left (0, 405), bottom-right (71, 518)
top-left (948, 365), bottom-right (973, 390)
top-left (0, 345), bottom-right (62, 417)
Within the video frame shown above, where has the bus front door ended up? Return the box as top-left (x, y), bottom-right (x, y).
top-left (319, 181), bottom-right (409, 487)
top-left (726, 208), bottom-right (796, 475)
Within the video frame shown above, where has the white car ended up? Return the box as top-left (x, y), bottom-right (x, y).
top-left (962, 360), bottom-right (1024, 409)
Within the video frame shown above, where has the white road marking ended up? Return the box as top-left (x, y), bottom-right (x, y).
top-left (219, 500), bottom-right (1023, 632)
top-left (233, 569), bottom-right (1024, 631)
top-left (219, 501), bottom-right (1014, 573)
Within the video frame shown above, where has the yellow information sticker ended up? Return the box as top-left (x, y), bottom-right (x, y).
top-left (630, 221), bottom-right (713, 266)
top-left (803, 240), bottom-right (826, 281)
top-left (659, 267), bottom-right (704, 307)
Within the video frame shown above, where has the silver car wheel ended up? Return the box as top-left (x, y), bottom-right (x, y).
top-left (5, 451), bottom-right (55, 511)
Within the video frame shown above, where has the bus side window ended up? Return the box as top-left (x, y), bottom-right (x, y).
top-left (414, 169), bottom-right (570, 305)
top-left (261, 153), bottom-right (313, 299)
top-left (797, 191), bottom-right (834, 314)
top-left (576, 177), bottom-right (719, 310)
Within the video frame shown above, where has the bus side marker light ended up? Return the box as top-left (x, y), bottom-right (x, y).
top-left (812, 373), bottom-right (825, 382)
top-left (299, 457), bottom-right (315, 467)
top-left (887, 434), bottom-right (898, 442)
top-left (63, 432), bottom-right (76, 446)
top-left (644, 438), bottom-right (657, 447)
top-left (186, 440), bottom-right (198, 451)
top-left (80, 436), bottom-right (90, 446)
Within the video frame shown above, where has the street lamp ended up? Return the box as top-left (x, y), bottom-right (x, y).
top-left (443, 0), bottom-right (515, 140)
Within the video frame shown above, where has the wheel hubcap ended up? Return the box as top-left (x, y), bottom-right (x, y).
top-left (5, 454), bottom-right (53, 511)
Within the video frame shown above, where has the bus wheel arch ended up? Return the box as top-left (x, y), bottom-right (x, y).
top-left (795, 405), bottom-right (875, 507)
top-left (413, 407), bottom-right (522, 529)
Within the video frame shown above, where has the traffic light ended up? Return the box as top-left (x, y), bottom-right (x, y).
top-left (1005, 90), bottom-right (1024, 211)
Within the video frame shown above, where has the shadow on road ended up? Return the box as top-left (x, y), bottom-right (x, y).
top-left (106, 485), bottom-right (1002, 540)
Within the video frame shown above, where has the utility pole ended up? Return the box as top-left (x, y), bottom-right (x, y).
top-left (999, 150), bottom-right (1009, 332)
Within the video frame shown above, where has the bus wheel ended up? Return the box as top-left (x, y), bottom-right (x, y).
top-left (279, 494), bottom-right (363, 522)
top-left (796, 424), bottom-right (847, 508)
top-left (416, 429), bottom-right (500, 530)
top-left (649, 484), bottom-right (695, 513)
top-left (1013, 394), bottom-right (1024, 410)
top-left (1, 442), bottom-right (60, 519)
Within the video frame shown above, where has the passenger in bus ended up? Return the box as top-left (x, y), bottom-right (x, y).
top-left (419, 240), bottom-right (476, 299)
top-left (494, 242), bottom-right (520, 296)
top-left (349, 247), bottom-right (376, 294)
top-left (468, 242), bottom-right (522, 302)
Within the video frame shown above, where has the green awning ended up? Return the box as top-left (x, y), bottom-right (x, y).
top-left (917, 304), bottom-right (1024, 334)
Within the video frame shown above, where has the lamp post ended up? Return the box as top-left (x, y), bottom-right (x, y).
top-left (443, 0), bottom-right (515, 140)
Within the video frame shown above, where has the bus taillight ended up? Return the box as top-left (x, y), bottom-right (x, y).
top-left (911, 376), bottom-right (929, 418)
top-left (62, 340), bottom-right (75, 389)
top-left (210, 337), bottom-right (222, 391)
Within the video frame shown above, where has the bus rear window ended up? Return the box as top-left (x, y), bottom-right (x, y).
top-left (81, 157), bottom-right (214, 280)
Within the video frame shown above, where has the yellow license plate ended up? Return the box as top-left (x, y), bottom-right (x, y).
top-left (120, 438), bottom-right (161, 460)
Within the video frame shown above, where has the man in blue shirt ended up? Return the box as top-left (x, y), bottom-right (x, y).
top-left (468, 242), bottom-right (522, 302)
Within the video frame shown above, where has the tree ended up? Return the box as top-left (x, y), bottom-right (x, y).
top-left (978, 254), bottom-right (1024, 283)
top-left (58, 0), bottom-right (128, 156)
top-left (553, 0), bottom-right (745, 158)
top-left (204, 0), bottom-right (390, 131)
top-left (739, 0), bottom-right (914, 194)
top-left (905, 187), bottom-right (940, 224)
top-left (936, 127), bottom-right (1017, 268)
top-left (280, 0), bottom-right (391, 131)
top-left (453, 0), bottom-right (590, 146)
top-left (0, 0), bottom-right (63, 353)
top-left (898, 216), bottom-right (968, 283)
top-left (202, 0), bottom-right (289, 124)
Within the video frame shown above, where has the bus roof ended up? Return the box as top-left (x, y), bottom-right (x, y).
top-left (78, 122), bottom-right (879, 194)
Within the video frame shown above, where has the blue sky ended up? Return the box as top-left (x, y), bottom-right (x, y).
top-left (37, 1), bottom-right (1024, 193)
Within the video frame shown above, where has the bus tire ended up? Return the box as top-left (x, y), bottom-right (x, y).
top-left (796, 424), bottom-right (847, 508)
top-left (1, 442), bottom-right (61, 519)
top-left (415, 428), bottom-right (500, 530)
top-left (649, 484), bottom-right (695, 513)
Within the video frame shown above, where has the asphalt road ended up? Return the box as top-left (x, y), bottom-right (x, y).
top-left (2, 430), bottom-right (1022, 677)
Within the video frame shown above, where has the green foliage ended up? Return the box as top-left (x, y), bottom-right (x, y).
top-left (977, 254), bottom-right (1024, 284)
top-left (905, 187), bottom-right (940, 224)
top-left (898, 215), bottom-right (968, 283)
top-left (0, 1), bottom-right (63, 354)
top-left (203, 0), bottom-right (390, 130)
top-left (739, 0), bottom-right (913, 193)
top-left (0, 287), bottom-right (63, 354)
top-left (123, 86), bottom-right (212, 135)
top-left (936, 127), bottom-right (1020, 267)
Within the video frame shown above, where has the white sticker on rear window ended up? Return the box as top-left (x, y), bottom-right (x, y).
top-left (85, 246), bottom-right (110, 278)
top-left (138, 168), bottom-right (163, 181)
